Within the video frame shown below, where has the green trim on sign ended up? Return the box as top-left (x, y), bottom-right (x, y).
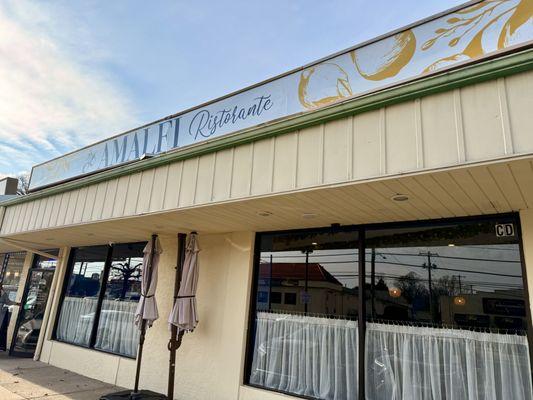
top-left (3, 47), bottom-right (533, 208)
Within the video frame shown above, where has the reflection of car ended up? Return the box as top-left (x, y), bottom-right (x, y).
top-left (14, 317), bottom-right (42, 349)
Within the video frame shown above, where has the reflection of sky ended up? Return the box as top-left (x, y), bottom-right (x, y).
top-left (74, 261), bottom-right (105, 278)
top-left (73, 256), bottom-right (144, 280)
top-left (260, 249), bottom-right (359, 289)
top-left (260, 244), bottom-right (522, 295)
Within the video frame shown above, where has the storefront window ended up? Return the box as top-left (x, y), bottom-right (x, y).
top-left (55, 243), bottom-right (145, 356)
top-left (0, 252), bottom-right (26, 351)
top-left (365, 217), bottom-right (531, 399)
top-left (1, 252), bottom-right (25, 302)
top-left (56, 246), bottom-right (108, 347)
top-left (248, 230), bottom-right (360, 399)
top-left (246, 215), bottom-right (533, 400)
top-left (94, 243), bottom-right (143, 357)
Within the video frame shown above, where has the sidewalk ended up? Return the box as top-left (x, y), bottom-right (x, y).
top-left (0, 353), bottom-right (124, 399)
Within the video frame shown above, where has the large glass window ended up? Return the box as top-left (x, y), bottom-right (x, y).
top-left (365, 217), bottom-right (531, 400)
top-left (246, 216), bottom-right (533, 400)
top-left (95, 243), bottom-right (143, 357)
top-left (55, 242), bottom-right (145, 357)
top-left (249, 230), bottom-right (360, 399)
top-left (56, 246), bottom-right (108, 347)
top-left (1, 252), bottom-right (26, 302)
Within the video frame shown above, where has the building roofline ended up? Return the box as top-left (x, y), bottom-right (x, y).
top-left (3, 46), bottom-right (532, 208)
top-left (29, 0), bottom-right (483, 171)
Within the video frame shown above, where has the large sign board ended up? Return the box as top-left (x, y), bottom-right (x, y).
top-left (29, 0), bottom-right (533, 190)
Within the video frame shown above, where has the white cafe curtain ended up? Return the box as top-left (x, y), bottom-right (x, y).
top-left (250, 311), bottom-right (358, 400)
top-left (366, 322), bottom-right (533, 400)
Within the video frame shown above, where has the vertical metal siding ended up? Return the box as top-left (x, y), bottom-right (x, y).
top-left (2, 70), bottom-right (533, 235)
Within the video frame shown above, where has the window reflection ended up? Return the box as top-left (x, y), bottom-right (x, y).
top-left (365, 218), bottom-right (531, 400)
top-left (365, 221), bottom-right (525, 331)
top-left (95, 243), bottom-right (143, 357)
top-left (250, 230), bottom-right (359, 400)
top-left (56, 246), bottom-right (108, 346)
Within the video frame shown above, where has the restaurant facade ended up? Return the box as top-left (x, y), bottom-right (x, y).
top-left (1, 1), bottom-right (533, 399)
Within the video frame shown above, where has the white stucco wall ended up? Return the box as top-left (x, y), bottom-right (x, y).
top-left (520, 209), bottom-right (533, 318)
top-left (38, 232), bottom-right (266, 400)
top-left (33, 212), bottom-right (533, 400)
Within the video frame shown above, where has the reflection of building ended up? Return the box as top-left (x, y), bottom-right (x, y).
top-left (258, 262), bottom-right (358, 317)
top-left (368, 282), bottom-right (413, 321)
top-left (440, 289), bottom-right (526, 330)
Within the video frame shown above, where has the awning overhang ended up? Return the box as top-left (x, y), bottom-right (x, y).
top-left (1, 156), bottom-right (532, 253)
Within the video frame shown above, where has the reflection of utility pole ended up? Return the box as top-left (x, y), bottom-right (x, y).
top-left (268, 254), bottom-right (273, 311)
top-left (454, 274), bottom-right (463, 295)
top-left (371, 248), bottom-right (376, 319)
top-left (304, 249), bottom-right (312, 314)
top-left (421, 251), bottom-right (438, 322)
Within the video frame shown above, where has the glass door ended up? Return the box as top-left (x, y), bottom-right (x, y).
top-left (10, 252), bottom-right (57, 358)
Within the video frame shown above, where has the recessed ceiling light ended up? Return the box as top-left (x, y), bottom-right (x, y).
top-left (257, 211), bottom-right (273, 217)
top-left (391, 194), bottom-right (409, 202)
top-left (302, 213), bottom-right (318, 219)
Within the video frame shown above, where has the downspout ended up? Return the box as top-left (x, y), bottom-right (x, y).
top-left (0, 206), bottom-right (6, 233)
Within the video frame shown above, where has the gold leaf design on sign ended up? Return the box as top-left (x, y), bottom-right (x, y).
top-left (422, 0), bottom-right (532, 73)
top-left (498, 0), bottom-right (533, 48)
top-left (45, 157), bottom-right (71, 179)
top-left (350, 30), bottom-right (416, 81)
top-left (298, 63), bottom-right (353, 109)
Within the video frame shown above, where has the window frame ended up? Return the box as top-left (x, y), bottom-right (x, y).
top-left (52, 242), bottom-right (145, 359)
top-left (244, 212), bottom-right (533, 400)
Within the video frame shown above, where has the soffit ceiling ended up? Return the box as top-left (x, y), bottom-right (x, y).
top-left (1, 156), bottom-right (532, 252)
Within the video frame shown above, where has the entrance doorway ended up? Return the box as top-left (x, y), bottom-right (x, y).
top-left (10, 252), bottom-right (57, 358)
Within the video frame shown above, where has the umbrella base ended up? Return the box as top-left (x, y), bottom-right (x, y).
top-left (100, 390), bottom-right (167, 400)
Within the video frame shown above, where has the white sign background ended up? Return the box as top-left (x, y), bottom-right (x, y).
top-left (29, 0), bottom-right (533, 190)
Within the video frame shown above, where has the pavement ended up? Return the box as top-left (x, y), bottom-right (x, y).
top-left (0, 352), bottom-right (125, 399)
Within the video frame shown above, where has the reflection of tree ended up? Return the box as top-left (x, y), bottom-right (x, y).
top-left (434, 275), bottom-right (462, 297)
top-left (375, 278), bottom-right (388, 291)
top-left (110, 261), bottom-right (142, 299)
top-left (396, 272), bottom-right (428, 303)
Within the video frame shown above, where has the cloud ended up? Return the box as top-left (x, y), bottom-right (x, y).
top-left (0, 1), bottom-right (138, 177)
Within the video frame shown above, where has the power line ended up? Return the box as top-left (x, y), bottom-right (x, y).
top-left (260, 257), bottom-right (522, 278)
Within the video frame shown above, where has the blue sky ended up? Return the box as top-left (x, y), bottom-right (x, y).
top-left (0, 0), bottom-right (465, 178)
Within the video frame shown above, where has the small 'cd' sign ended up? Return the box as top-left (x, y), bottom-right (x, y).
top-left (495, 223), bottom-right (515, 237)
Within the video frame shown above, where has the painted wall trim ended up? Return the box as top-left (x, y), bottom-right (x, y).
top-left (2, 47), bottom-right (533, 208)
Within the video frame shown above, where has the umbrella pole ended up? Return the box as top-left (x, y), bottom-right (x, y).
top-left (133, 234), bottom-right (158, 396)
top-left (133, 319), bottom-right (147, 393)
top-left (167, 233), bottom-right (187, 400)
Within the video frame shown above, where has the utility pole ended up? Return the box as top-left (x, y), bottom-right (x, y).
top-left (421, 251), bottom-right (438, 322)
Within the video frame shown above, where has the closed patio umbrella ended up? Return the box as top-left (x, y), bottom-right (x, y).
top-left (135, 236), bottom-right (162, 328)
top-left (168, 232), bottom-right (199, 331)
top-left (101, 234), bottom-right (166, 400)
top-left (167, 232), bottom-right (200, 399)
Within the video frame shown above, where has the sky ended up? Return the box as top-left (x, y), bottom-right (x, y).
top-left (0, 0), bottom-right (466, 179)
